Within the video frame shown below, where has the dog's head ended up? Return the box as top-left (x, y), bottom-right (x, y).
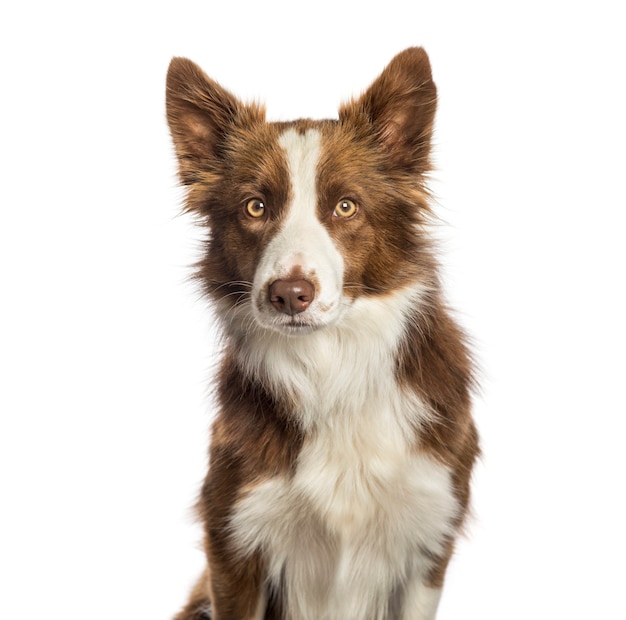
top-left (166, 48), bottom-right (438, 336)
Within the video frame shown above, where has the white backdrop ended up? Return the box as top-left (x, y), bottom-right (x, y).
top-left (1, 1), bottom-right (625, 618)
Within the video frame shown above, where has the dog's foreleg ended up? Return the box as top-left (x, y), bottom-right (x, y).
top-left (402, 581), bottom-right (443, 620)
top-left (174, 567), bottom-right (213, 620)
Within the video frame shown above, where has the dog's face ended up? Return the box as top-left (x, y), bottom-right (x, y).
top-left (166, 48), bottom-right (438, 336)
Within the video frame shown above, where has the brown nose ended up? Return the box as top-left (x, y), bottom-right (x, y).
top-left (269, 279), bottom-right (315, 316)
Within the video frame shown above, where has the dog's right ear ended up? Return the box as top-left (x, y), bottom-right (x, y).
top-left (166, 58), bottom-right (264, 184)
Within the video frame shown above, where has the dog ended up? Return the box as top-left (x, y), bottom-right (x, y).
top-left (166, 47), bottom-right (479, 620)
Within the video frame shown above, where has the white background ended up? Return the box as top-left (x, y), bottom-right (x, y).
top-left (1, 1), bottom-right (625, 618)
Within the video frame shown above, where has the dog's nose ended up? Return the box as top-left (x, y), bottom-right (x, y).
top-left (269, 279), bottom-right (315, 315)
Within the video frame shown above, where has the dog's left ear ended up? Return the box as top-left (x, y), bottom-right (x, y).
top-left (339, 47), bottom-right (437, 173)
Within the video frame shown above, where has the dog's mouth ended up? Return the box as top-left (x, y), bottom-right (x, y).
top-left (261, 313), bottom-right (329, 336)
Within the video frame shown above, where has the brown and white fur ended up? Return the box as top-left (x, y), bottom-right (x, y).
top-left (166, 47), bottom-right (479, 620)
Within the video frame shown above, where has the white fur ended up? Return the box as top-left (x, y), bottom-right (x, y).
top-left (402, 584), bottom-right (442, 620)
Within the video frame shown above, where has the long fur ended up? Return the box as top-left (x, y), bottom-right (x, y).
top-left (166, 48), bottom-right (479, 620)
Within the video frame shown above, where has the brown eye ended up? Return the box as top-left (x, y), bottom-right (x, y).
top-left (333, 198), bottom-right (358, 219)
top-left (245, 198), bottom-right (265, 218)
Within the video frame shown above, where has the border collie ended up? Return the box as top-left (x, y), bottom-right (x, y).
top-left (166, 47), bottom-right (479, 620)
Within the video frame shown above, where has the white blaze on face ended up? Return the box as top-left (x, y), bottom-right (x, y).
top-left (252, 128), bottom-right (345, 332)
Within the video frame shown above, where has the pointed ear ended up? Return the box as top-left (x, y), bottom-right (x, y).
top-left (166, 57), bottom-right (264, 184)
top-left (339, 47), bottom-right (437, 172)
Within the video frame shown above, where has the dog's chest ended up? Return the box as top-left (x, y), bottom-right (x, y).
top-left (230, 392), bottom-right (459, 618)
top-left (294, 403), bottom-right (430, 537)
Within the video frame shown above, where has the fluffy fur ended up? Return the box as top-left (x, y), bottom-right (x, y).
top-left (166, 47), bottom-right (479, 620)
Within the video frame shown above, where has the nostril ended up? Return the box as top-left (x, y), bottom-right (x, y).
top-left (269, 279), bottom-right (315, 316)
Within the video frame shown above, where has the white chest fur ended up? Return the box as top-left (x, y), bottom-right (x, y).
top-left (230, 291), bottom-right (459, 619)
top-left (231, 402), bottom-right (458, 619)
